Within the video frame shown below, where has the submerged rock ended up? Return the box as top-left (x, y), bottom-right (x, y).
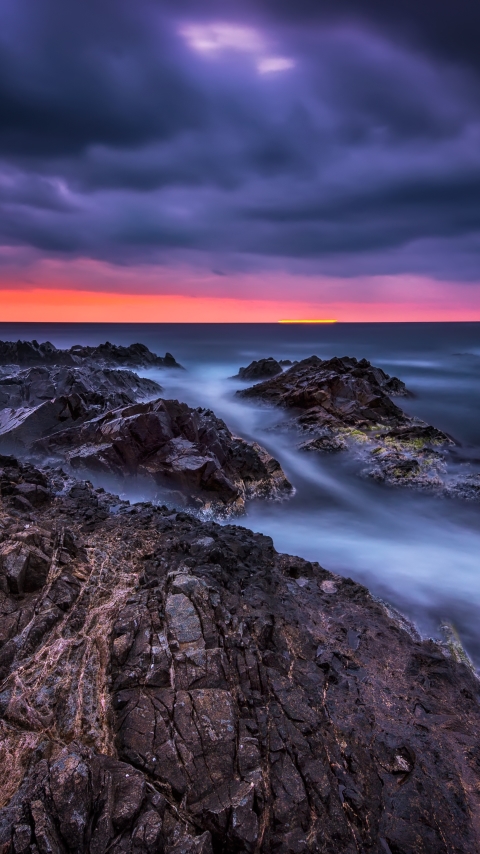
top-left (34, 398), bottom-right (293, 513)
top-left (0, 469), bottom-right (478, 852)
top-left (0, 339), bottom-right (183, 369)
top-left (237, 355), bottom-right (476, 497)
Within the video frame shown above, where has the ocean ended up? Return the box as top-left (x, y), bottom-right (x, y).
top-left (1, 321), bottom-right (479, 662)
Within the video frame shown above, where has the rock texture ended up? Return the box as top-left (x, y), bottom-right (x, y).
top-left (0, 366), bottom-right (162, 411)
top-left (0, 467), bottom-right (479, 853)
top-left (0, 367), bottom-right (162, 450)
top-left (237, 355), bottom-right (411, 421)
top-left (233, 358), bottom-right (283, 382)
top-left (0, 340), bottom-right (182, 369)
top-left (34, 398), bottom-right (293, 514)
top-left (237, 355), bottom-right (478, 497)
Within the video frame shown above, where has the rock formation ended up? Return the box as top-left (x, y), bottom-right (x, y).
top-left (34, 398), bottom-right (293, 514)
top-left (0, 367), bottom-right (163, 450)
top-left (0, 340), bottom-right (183, 369)
top-left (237, 355), bottom-right (479, 497)
top-left (0, 464), bottom-right (478, 853)
top-left (233, 358), bottom-right (283, 381)
top-left (0, 366), bottom-right (162, 411)
top-left (0, 344), bottom-right (292, 515)
top-left (237, 355), bottom-right (411, 419)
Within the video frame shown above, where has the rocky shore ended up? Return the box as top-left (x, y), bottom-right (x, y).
top-left (34, 399), bottom-right (293, 514)
top-left (0, 342), bottom-right (291, 514)
top-left (237, 355), bottom-right (480, 499)
top-left (0, 340), bottom-right (479, 853)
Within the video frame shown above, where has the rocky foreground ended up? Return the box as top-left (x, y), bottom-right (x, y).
top-left (238, 355), bottom-right (480, 499)
top-left (0, 456), bottom-right (479, 853)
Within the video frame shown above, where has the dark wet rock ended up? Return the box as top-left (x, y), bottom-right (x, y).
top-left (238, 355), bottom-right (472, 497)
top-left (0, 472), bottom-right (478, 853)
top-left (238, 355), bottom-right (411, 422)
top-left (35, 398), bottom-right (293, 514)
top-left (0, 365), bottom-right (162, 411)
top-left (233, 357), bottom-right (283, 381)
top-left (379, 424), bottom-right (450, 444)
top-left (12, 482), bottom-right (51, 508)
top-left (0, 367), bottom-right (162, 451)
top-left (0, 339), bottom-right (183, 369)
top-left (299, 433), bottom-right (348, 453)
top-left (0, 458), bottom-right (52, 518)
top-left (444, 473), bottom-right (480, 501)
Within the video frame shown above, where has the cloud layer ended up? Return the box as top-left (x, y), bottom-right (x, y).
top-left (1, 0), bottom-right (480, 301)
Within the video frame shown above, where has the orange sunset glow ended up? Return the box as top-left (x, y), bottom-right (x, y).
top-left (2, 286), bottom-right (480, 322)
top-left (1, 256), bottom-right (480, 322)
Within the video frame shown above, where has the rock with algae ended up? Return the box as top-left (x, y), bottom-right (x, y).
top-left (238, 355), bottom-right (480, 499)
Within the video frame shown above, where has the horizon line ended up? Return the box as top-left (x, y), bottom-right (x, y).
top-left (278, 319), bottom-right (338, 324)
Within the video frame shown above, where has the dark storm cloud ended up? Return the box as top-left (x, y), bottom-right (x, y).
top-left (0, 0), bottom-right (206, 156)
top-left (1, 0), bottom-right (480, 282)
top-left (176, 0), bottom-right (480, 75)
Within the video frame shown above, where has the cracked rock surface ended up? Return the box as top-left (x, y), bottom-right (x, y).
top-left (0, 465), bottom-right (479, 853)
top-left (237, 355), bottom-right (479, 498)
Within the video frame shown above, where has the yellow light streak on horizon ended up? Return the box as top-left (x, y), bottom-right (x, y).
top-left (278, 319), bottom-right (338, 324)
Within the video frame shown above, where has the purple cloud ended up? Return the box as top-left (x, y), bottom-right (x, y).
top-left (0, 0), bottom-right (479, 289)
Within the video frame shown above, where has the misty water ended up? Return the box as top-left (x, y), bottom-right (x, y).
top-left (2, 322), bottom-right (479, 662)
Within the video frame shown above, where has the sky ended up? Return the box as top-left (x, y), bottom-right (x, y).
top-left (1, 0), bottom-right (480, 321)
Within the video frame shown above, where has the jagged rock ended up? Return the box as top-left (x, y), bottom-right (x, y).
top-left (34, 398), bottom-right (293, 513)
top-left (238, 355), bottom-right (469, 497)
top-left (238, 355), bottom-right (411, 422)
top-left (0, 365), bottom-right (162, 410)
top-left (0, 457), bottom-right (52, 516)
top-left (0, 339), bottom-right (183, 369)
top-left (0, 473), bottom-right (478, 852)
top-left (0, 367), bottom-right (162, 451)
top-left (233, 357), bottom-right (283, 381)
